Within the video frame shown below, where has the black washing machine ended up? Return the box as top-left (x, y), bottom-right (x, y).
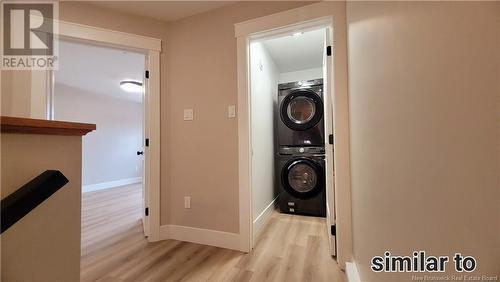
top-left (277, 146), bottom-right (326, 217)
top-left (277, 79), bottom-right (324, 147)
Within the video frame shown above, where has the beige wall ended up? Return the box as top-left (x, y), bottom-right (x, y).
top-left (1, 133), bottom-right (82, 281)
top-left (0, 70), bottom-right (50, 119)
top-left (163, 2), bottom-right (313, 231)
top-left (59, 2), bottom-right (168, 39)
top-left (1, 70), bottom-right (32, 117)
top-left (347, 2), bottom-right (500, 280)
top-left (60, 1), bottom-right (312, 231)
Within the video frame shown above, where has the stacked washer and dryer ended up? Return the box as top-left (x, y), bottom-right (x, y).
top-left (276, 79), bottom-right (326, 217)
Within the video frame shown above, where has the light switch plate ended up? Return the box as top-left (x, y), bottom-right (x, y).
top-left (184, 196), bottom-right (191, 209)
top-left (183, 109), bottom-right (194, 121)
top-left (228, 105), bottom-right (236, 118)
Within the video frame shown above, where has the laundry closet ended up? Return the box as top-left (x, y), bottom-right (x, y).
top-left (249, 27), bottom-right (336, 255)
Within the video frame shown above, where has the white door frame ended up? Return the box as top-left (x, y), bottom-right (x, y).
top-left (234, 2), bottom-right (352, 269)
top-left (51, 20), bottom-right (162, 242)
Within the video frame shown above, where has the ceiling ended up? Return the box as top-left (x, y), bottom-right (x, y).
top-left (87, 1), bottom-right (235, 22)
top-left (261, 28), bottom-right (325, 73)
top-left (55, 40), bottom-right (145, 103)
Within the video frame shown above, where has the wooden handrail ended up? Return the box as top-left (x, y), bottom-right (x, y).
top-left (1, 116), bottom-right (95, 136)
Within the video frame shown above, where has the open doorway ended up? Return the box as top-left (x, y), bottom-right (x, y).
top-left (53, 39), bottom-right (147, 259)
top-left (248, 25), bottom-right (337, 257)
top-left (236, 4), bottom-right (351, 268)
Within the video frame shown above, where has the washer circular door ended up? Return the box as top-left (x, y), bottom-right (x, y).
top-left (280, 89), bottom-right (323, 131)
top-left (282, 158), bottom-right (323, 199)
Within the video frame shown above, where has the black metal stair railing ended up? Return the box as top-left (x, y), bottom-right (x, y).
top-left (1, 170), bottom-right (69, 234)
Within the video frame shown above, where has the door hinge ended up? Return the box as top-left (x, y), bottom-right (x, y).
top-left (145, 207), bottom-right (149, 216)
top-left (326, 46), bottom-right (332, 56)
top-left (328, 134), bottom-right (334, 145)
top-left (145, 70), bottom-right (150, 79)
top-left (145, 138), bottom-right (149, 147)
top-left (331, 225), bottom-right (336, 236)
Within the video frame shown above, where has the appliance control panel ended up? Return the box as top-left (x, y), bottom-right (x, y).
top-left (278, 78), bottom-right (323, 90)
top-left (278, 146), bottom-right (325, 155)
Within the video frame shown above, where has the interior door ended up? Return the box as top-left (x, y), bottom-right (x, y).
top-left (141, 57), bottom-right (150, 237)
top-left (323, 27), bottom-right (336, 256)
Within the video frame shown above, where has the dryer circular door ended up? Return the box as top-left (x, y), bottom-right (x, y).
top-left (282, 158), bottom-right (324, 199)
top-left (280, 89), bottom-right (323, 131)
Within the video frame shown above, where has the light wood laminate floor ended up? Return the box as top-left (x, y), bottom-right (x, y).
top-left (81, 184), bottom-right (346, 282)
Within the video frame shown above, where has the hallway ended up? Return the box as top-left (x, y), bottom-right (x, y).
top-left (81, 185), bottom-right (346, 281)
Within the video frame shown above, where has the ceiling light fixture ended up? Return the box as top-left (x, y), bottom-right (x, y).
top-left (120, 80), bottom-right (143, 93)
top-left (292, 32), bottom-right (303, 37)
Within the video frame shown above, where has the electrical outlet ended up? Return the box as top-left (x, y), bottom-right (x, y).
top-left (183, 109), bottom-right (194, 121)
top-left (184, 196), bottom-right (191, 209)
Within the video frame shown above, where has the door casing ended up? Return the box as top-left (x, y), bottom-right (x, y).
top-left (45, 19), bottom-right (162, 242)
top-left (234, 2), bottom-right (352, 269)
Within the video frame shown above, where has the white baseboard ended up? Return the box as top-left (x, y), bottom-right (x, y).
top-left (159, 224), bottom-right (241, 251)
top-left (82, 177), bottom-right (142, 193)
top-left (346, 261), bottom-right (361, 282)
top-left (252, 196), bottom-right (278, 239)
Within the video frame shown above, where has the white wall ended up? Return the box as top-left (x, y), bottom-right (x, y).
top-left (279, 67), bottom-right (323, 83)
top-left (250, 42), bottom-right (280, 237)
top-left (55, 83), bottom-right (143, 191)
top-left (347, 2), bottom-right (500, 280)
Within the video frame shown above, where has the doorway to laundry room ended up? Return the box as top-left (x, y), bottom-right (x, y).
top-left (248, 25), bottom-right (337, 259)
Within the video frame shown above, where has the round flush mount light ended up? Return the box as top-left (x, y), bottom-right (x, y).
top-left (120, 80), bottom-right (143, 93)
top-left (292, 32), bottom-right (303, 37)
